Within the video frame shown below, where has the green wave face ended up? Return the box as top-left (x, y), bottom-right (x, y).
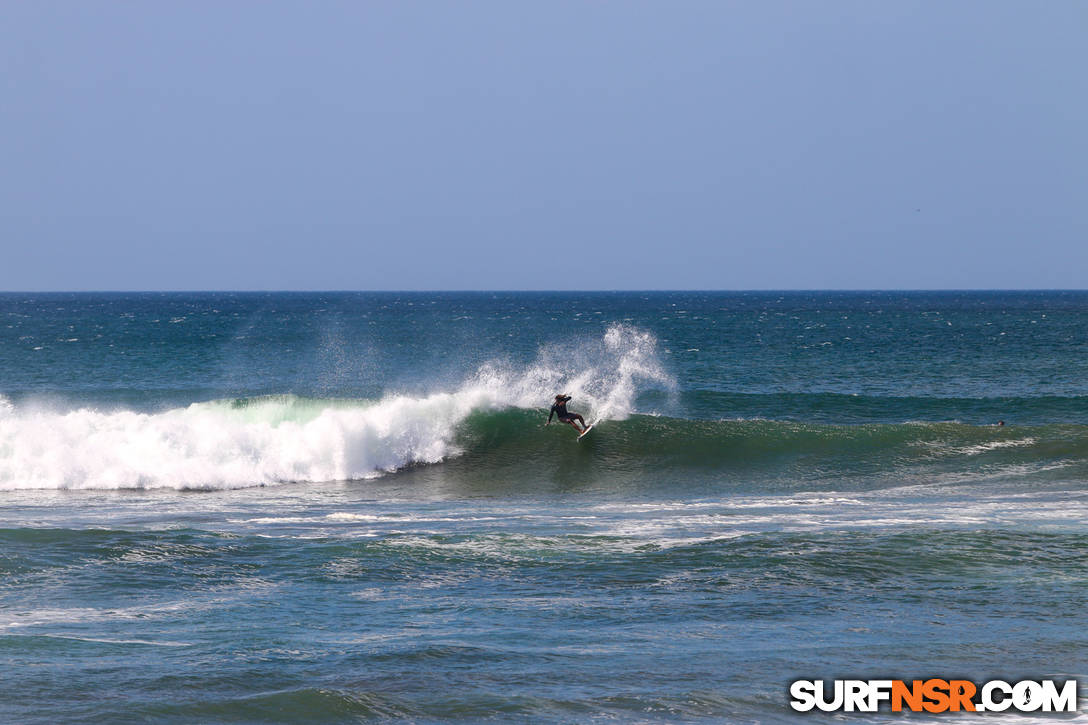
top-left (3, 390), bottom-right (1084, 492)
top-left (663, 390), bottom-right (1088, 426)
top-left (435, 408), bottom-right (1088, 496)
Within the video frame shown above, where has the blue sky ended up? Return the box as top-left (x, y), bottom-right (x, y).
top-left (2, 1), bottom-right (1085, 290)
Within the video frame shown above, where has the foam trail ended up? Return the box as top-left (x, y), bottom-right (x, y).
top-left (0, 325), bottom-right (673, 490)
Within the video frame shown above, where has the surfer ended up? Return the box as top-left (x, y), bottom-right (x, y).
top-left (547, 394), bottom-right (588, 434)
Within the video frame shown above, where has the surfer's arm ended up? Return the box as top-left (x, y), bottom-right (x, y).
top-left (546, 406), bottom-right (555, 425)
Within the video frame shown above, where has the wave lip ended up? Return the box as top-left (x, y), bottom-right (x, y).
top-left (0, 392), bottom-right (479, 491)
top-left (0, 325), bottom-right (673, 490)
top-left (3, 403), bottom-right (1084, 492)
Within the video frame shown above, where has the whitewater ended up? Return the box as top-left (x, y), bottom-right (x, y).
top-left (2, 291), bottom-right (1086, 723)
top-left (0, 324), bottom-right (673, 490)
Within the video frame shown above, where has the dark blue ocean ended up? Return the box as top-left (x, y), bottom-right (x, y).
top-left (1, 292), bottom-right (1086, 722)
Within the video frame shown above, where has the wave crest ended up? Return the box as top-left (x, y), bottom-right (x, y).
top-left (0, 325), bottom-right (673, 490)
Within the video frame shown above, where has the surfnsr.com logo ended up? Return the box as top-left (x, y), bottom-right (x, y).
top-left (789, 679), bottom-right (1078, 713)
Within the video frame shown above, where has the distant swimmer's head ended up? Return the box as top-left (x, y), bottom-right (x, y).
top-left (997, 420), bottom-right (1005, 426)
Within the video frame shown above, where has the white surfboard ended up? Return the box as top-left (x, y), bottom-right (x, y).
top-left (577, 424), bottom-right (594, 441)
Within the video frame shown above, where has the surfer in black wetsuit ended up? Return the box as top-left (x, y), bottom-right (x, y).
top-left (547, 394), bottom-right (588, 434)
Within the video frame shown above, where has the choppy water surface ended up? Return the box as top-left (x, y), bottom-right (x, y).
top-left (1, 292), bottom-right (1086, 722)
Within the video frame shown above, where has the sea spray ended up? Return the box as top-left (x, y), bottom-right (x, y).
top-left (4, 292), bottom-right (1088, 723)
top-left (0, 325), bottom-right (674, 490)
top-left (489, 324), bottom-right (676, 422)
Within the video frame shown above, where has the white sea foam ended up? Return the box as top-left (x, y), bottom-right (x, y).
top-left (0, 325), bottom-right (672, 490)
top-left (0, 391), bottom-right (476, 490)
top-left (949, 438), bottom-right (1038, 456)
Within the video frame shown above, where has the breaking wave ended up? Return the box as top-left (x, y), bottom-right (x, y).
top-left (0, 325), bottom-right (673, 490)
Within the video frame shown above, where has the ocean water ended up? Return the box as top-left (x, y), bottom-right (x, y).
top-left (1, 291), bottom-right (1086, 723)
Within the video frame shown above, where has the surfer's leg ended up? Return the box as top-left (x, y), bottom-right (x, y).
top-left (566, 420), bottom-right (581, 433)
top-left (572, 414), bottom-right (586, 430)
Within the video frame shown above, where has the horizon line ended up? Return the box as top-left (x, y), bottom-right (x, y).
top-left (2, 288), bottom-right (1087, 295)
top-left (2, 283), bottom-right (1088, 291)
